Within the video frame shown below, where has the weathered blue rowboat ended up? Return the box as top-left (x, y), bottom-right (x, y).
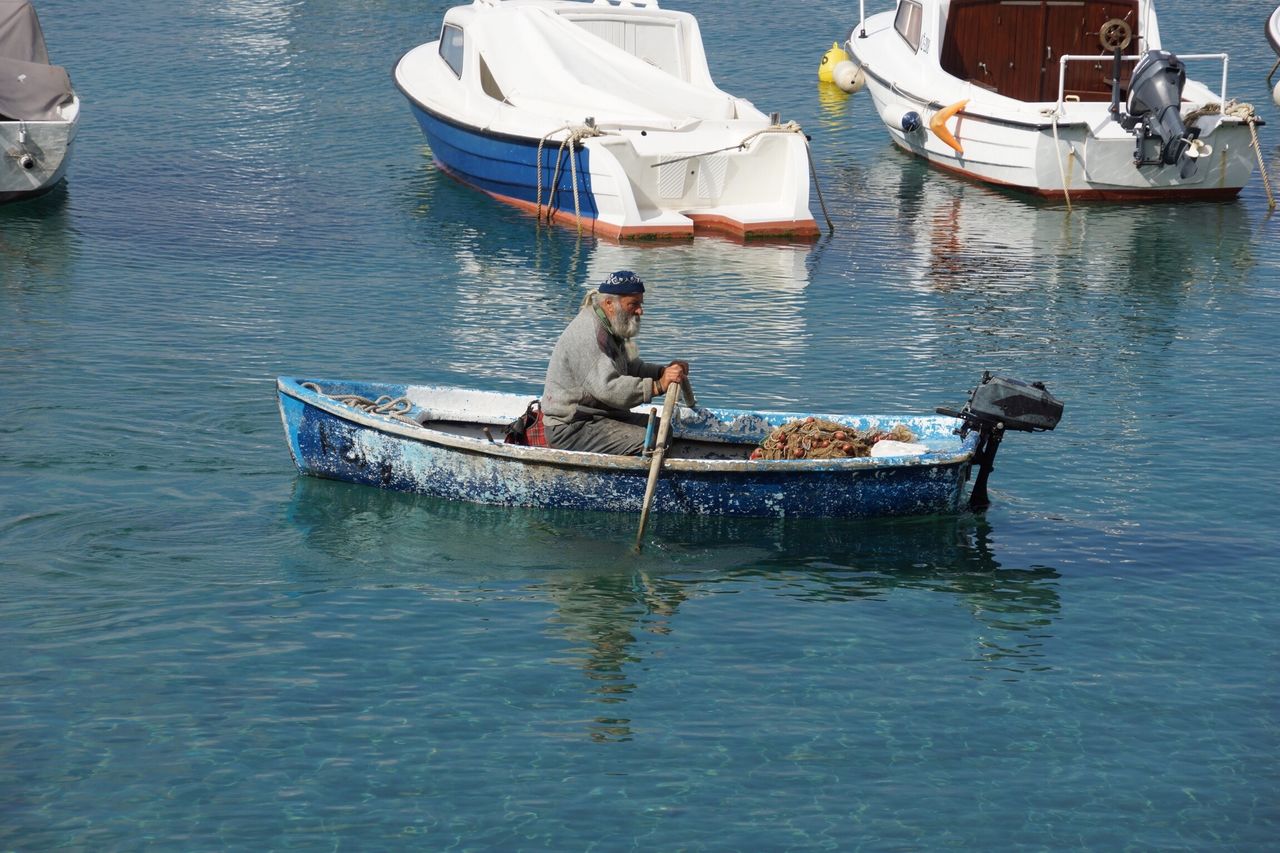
top-left (276, 375), bottom-right (1061, 519)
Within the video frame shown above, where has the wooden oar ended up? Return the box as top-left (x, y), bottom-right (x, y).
top-left (680, 379), bottom-right (697, 408)
top-left (635, 382), bottom-right (681, 552)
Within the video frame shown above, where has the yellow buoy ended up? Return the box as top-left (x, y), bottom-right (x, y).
top-left (818, 42), bottom-right (850, 83)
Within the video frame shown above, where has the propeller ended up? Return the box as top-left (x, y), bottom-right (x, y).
top-left (1185, 138), bottom-right (1212, 159)
top-left (1178, 137), bottom-right (1211, 179)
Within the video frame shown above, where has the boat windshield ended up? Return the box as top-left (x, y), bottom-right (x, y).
top-left (895, 0), bottom-right (924, 52)
top-left (439, 23), bottom-right (464, 78)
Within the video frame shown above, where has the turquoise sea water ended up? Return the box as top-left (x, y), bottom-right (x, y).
top-left (3, 0), bottom-right (1278, 849)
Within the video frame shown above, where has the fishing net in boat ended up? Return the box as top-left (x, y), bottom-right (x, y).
top-left (751, 418), bottom-right (916, 461)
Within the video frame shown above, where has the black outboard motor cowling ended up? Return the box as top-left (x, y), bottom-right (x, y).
top-left (1124, 50), bottom-right (1206, 176)
top-left (964, 374), bottom-right (1063, 432)
top-left (937, 373), bottom-right (1063, 510)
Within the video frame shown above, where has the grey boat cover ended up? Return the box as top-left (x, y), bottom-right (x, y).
top-left (0, 0), bottom-right (73, 121)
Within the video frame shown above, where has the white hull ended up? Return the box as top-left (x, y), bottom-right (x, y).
top-left (846, 2), bottom-right (1259, 200)
top-left (859, 72), bottom-right (1256, 200)
top-left (0, 95), bottom-right (77, 203)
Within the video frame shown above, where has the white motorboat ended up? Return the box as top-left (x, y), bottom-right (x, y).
top-left (842, 0), bottom-right (1263, 201)
top-left (0, 0), bottom-right (78, 203)
top-left (393, 0), bottom-right (819, 240)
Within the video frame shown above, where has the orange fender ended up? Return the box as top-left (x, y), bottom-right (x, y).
top-left (929, 99), bottom-right (968, 155)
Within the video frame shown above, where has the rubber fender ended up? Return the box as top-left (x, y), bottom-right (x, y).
top-left (929, 99), bottom-right (968, 155)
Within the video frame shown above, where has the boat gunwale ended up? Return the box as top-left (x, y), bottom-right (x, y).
top-left (277, 377), bottom-right (977, 476)
top-left (850, 46), bottom-right (1258, 132)
top-left (850, 57), bottom-right (1085, 131)
top-left (391, 62), bottom-right (596, 149)
top-left (0, 93), bottom-right (79, 130)
top-left (0, 117), bottom-right (76, 127)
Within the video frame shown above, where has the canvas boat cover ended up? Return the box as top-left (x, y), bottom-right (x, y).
top-left (477, 5), bottom-right (736, 125)
top-left (0, 0), bottom-right (73, 121)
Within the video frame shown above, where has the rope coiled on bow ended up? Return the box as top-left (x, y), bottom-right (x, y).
top-left (301, 383), bottom-right (421, 426)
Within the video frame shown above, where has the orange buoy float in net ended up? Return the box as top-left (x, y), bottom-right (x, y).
top-left (929, 99), bottom-right (969, 155)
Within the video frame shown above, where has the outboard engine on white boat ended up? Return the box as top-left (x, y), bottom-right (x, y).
top-left (1121, 50), bottom-right (1211, 178)
top-left (937, 373), bottom-right (1063, 510)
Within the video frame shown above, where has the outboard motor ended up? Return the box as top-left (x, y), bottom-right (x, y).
top-left (937, 373), bottom-right (1063, 511)
top-left (1123, 50), bottom-right (1211, 178)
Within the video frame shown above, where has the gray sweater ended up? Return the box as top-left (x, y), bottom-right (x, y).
top-left (541, 305), bottom-right (664, 427)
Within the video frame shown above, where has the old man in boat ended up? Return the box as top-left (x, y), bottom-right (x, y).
top-left (541, 270), bottom-right (689, 455)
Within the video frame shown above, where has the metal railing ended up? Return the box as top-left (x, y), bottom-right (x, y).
top-left (1054, 52), bottom-right (1229, 115)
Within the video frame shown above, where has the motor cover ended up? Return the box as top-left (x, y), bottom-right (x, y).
top-left (1126, 50), bottom-right (1198, 167)
top-left (963, 373), bottom-right (1062, 432)
top-left (1128, 50), bottom-right (1186, 118)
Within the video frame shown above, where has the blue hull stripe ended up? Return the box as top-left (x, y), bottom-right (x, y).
top-left (403, 99), bottom-right (599, 219)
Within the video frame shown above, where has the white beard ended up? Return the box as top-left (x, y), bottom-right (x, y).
top-left (590, 291), bottom-right (642, 355)
top-left (613, 313), bottom-right (641, 360)
top-left (613, 312), bottom-right (641, 340)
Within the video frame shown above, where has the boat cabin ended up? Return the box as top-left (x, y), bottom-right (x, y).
top-left (917, 0), bottom-right (1144, 102)
top-left (436, 0), bottom-right (716, 105)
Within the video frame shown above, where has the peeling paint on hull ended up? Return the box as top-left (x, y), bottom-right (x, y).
top-left (277, 377), bottom-right (979, 519)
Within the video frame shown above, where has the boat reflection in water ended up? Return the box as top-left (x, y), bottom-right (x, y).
top-left (0, 182), bottom-right (71, 290)
top-left (433, 231), bottom-right (816, 405)
top-left (859, 152), bottom-right (1255, 297)
top-left (284, 477), bottom-right (1061, 742)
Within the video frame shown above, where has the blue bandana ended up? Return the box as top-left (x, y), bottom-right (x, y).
top-left (599, 270), bottom-right (645, 295)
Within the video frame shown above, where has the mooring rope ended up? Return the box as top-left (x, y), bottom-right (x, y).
top-left (802, 135), bottom-right (835, 234)
top-left (300, 382), bottom-right (421, 426)
top-left (1225, 101), bottom-right (1275, 211)
top-left (1189, 101), bottom-right (1277, 211)
top-left (1051, 115), bottom-right (1073, 211)
top-left (1182, 102), bottom-right (1222, 123)
top-left (536, 123), bottom-right (604, 233)
top-left (650, 120), bottom-right (804, 168)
